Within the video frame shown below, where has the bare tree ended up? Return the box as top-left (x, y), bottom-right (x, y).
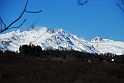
top-left (0, 0), bottom-right (42, 33)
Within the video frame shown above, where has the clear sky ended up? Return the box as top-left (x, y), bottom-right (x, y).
top-left (0, 0), bottom-right (124, 41)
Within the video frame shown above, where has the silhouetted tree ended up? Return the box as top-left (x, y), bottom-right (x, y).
top-left (19, 44), bottom-right (42, 56)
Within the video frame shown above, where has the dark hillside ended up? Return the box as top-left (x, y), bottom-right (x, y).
top-left (0, 50), bottom-right (124, 83)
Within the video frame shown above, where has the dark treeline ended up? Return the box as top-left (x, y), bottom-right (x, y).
top-left (18, 44), bottom-right (124, 63)
top-left (0, 45), bottom-right (124, 83)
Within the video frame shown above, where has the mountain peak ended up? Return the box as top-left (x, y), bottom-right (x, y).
top-left (57, 29), bottom-right (69, 36)
top-left (57, 29), bottom-right (66, 33)
top-left (91, 36), bottom-right (102, 42)
top-left (38, 27), bottom-right (51, 33)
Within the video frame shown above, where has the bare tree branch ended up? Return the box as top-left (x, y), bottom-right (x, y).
top-left (77, 0), bottom-right (124, 13)
top-left (121, 0), bottom-right (124, 5)
top-left (25, 10), bottom-right (42, 13)
top-left (0, 17), bottom-right (6, 32)
top-left (9, 19), bottom-right (27, 29)
top-left (77, 0), bottom-right (89, 6)
top-left (0, 17), bottom-right (2, 31)
top-left (6, 0), bottom-right (28, 29)
top-left (0, 17), bottom-right (6, 28)
top-left (116, 2), bottom-right (124, 13)
top-left (0, 0), bottom-right (42, 33)
top-left (27, 19), bottom-right (39, 31)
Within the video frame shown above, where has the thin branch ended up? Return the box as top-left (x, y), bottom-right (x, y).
top-left (77, 0), bottom-right (89, 6)
top-left (9, 19), bottom-right (26, 29)
top-left (0, 17), bottom-right (6, 27)
top-left (121, 0), bottom-right (124, 5)
top-left (0, 26), bottom-right (8, 33)
top-left (25, 10), bottom-right (42, 13)
top-left (0, 17), bottom-right (2, 31)
top-left (27, 19), bottom-right (39, 31)
top-left (7, 0), bottom-right (28, 29)
top-left (33, 19), bottom-right (40, 24)
top-left (116, 2), bottom-right (124, 13)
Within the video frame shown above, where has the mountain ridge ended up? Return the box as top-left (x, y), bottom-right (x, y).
top-left (0, 27), bottom-right (124, 55)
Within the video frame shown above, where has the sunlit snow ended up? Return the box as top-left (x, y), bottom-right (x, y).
top-left (0, 27), bottom-right (124, 55)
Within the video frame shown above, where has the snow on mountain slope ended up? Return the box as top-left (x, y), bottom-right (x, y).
top-left (0, 27), bottom-right (124, 55)
top-left (90, 36), bottom-right (124, 55)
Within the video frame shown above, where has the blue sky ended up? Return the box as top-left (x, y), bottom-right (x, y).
top-left (0, 0), bottom-right (124, 41)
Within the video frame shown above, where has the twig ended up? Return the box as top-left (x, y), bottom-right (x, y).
top-left (121, 0), bottom-right (124, 5)
top-left (26, 10), bottom-right (42, 13)
top-left (9, 19), bottom-right (27, 29)
top-left (77, 0), bottom-right (89, 6)
top-left (0, 17), bottom-right (6, 27)
top-left (116, 2), bottom-right (124, 13)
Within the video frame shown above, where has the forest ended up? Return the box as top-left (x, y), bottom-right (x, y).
top-left (0, 45), bottom-right (124, 83)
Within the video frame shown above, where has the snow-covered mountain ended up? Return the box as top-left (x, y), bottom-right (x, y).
top-left (0, 27), bottom-right (124, 55)
top-left (90, 36), bottom-right (124, 55)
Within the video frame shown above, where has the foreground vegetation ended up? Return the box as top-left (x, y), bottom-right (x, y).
top-left (0, 49), bottom-right (124, 83)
